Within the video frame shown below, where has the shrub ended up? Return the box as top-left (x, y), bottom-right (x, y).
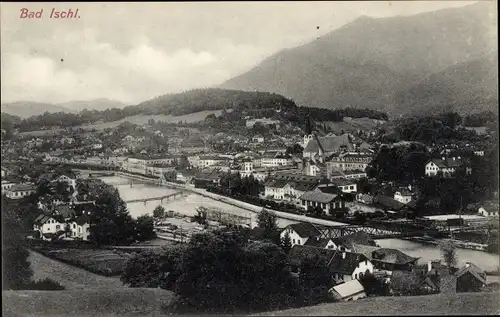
top-left (28, 278), bottom-right (65, 290)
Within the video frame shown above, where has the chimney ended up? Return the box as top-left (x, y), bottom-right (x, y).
top-left (465, 262), bottom-right (471, 268)
top-left (428, 261), bottom-right (432, 272)
top-left (442, 157), bottom-right (445, 161)
top-left (342, 252), bottom-right (346, 259)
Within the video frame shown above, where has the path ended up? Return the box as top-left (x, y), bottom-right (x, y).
top-left (28, 250), bottom-right (124, 290)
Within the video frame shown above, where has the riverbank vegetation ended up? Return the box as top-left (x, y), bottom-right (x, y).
top-left (121, 228), bottom-right (339, 313)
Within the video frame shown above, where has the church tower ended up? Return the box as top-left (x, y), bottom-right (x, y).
top-left (303, 115), bottom-right (315, 148)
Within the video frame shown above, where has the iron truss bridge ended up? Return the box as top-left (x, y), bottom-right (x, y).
top-left (315, 221), bottom-right (454, 239)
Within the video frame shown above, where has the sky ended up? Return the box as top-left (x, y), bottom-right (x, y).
top-left (1, 1), bottom-right (479, 105)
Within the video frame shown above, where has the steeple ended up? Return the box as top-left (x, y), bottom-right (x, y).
top-left (305, 114), bottom-right (313, 135)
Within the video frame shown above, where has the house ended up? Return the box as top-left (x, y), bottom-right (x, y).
top-left (329, 179), bottom-right (357, 193)
top-left (197, 155), bottom-right (229, 168)
top-left (372, 194), bottom-right (414, 213)
top-left (1, 180), bottom-right (15, 191)
top-left (1, 166), bottom-right (9, 178)
top-left (280, 222), bottom-right (321, 247)
top-left (68, 215), bottom-right (91, 240)
top-left (33, 214), bottom-right (66, 240)
top-left (251, 135), bottom-right (265, 143)
top-left (192, 170), bottom-right (222, 188)
top-left (54, 174), bottom-right (77, 190)
top-left (328, 250), bottom-right (374, 283)
top-left (370, 248), bottom-right (419, 272)
top-left (176, 169), bottom-right (195, 184)
top-left (287, 245), bottom-right (374, 283)
top-left (425, 157), bottom-right (472, 177)
top-left (394, 187), bottom-right (414, 204)
top-left (326, 152), bottom-right (372, 173)
top-left (246, 118), bottom-right (280, 128)
top-left (329, 279), bottom-right (367, 301)
top-left (477, 201), bottom-right (499, 217)
top-left (5, 183), bottom-right (36, 199)
top-left (330, 170), bottom-right (367, 180)
top-left (298, 189), bottom-right (346, 215)
top-left (455, 262), bottom-right (487, 293)
top-left (259, 152), bottom-right (293, 168)
top-left (304, 236), bottom-right (337, 249)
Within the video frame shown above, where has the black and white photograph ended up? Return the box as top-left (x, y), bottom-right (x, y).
top-left (1, 1), bottom-right (499, 316)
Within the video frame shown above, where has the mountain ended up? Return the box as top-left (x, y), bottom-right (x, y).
top-left (59, 98), bottom-right (127, 112)
top-left (1, 99), bottom-right (127, 118)
top-left (221, 2), bottom-right (497, 116)
top-left (395, 54), bottom-right (498, 116)
top-left (0, 101), bottom-right (75, 118)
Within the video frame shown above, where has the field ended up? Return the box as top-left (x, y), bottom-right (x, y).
top-left (255, 292), bottom-right (500, 316)
top-left (32, 248), bottom-right (132, 277)
top-left (18, 109), bottom-right (224, 137)
top-left (28, 250), bottom-right (124, 290)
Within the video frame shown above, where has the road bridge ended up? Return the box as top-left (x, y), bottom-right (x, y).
top-left (124, 190), bottom-right (189, 204)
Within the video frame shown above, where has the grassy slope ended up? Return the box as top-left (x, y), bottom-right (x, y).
top-left (18, 109), bottom-right (225, 137)
top-left (28, 250), bottom-right (123, 290)
top-left (256, 292), bottom-right (500, 316)
top-left (2, 289), bottom-right (176, 317)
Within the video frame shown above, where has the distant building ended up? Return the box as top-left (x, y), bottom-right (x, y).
top-left (425, 157), bottom-right (472, 177)
top-left (280, 223), bottom-right (321, 247)
top-left (394, 187), bottom-right (414, 204)
top-left (329, 279), bottom-right (367, 301)
top-left (246, 118), bottom-right (280, 128)
top-left (5, 183), bottom-right (36, 199)
top-left (299, 189), bottom-right (346, 215)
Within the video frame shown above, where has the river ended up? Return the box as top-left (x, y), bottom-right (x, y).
top-left (100, 176), bottom-right (499, 272)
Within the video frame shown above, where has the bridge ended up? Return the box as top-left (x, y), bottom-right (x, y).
top-left (314, 220), bottom-right (455, 239)
top-left (124, 190), bottom-right (189, 204)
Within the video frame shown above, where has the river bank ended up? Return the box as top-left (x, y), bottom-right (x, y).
top-left (100, 175), bottom-right (500, 272)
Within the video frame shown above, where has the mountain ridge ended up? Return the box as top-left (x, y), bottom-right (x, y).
top-left (220, 2), bottom-right (497, 116)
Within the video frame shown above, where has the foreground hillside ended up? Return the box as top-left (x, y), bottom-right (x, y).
top-left (3, 288), bottom-right (176, 317)
top-left (3, 290), bottom-right (498, 317)
top-left (256, 292), bottom-right (500, 316)
top-left (221, 2), bottom-right (497, 116)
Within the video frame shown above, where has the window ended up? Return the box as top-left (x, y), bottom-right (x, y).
top-left (292, 239), bottom-right (295, 244)
top-left (56, 225), bottom-right (60, 230)
top-left (73, 224), bottom-right (76, 229)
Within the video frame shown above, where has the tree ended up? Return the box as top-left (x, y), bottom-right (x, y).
top-left (2, 197), bottom-right (33, 289)
top-left (440, 240), bottom-right (458, 268)
top-left (280, 231), bottom-right (292, 254)
top-left (89, 186), bottom-right (137, 246)
top-left (257, 209), bottom-right (280, 244)
top-left (298, 255), bottom-right (332, 305)
top-left (359, 271), bottom-right (390, 296)
top-left (153, 205), bottom-right (166, 218)
top-left (135, 215), bottom-right (156, 241)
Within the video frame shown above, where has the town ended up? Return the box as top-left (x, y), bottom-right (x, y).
top-left (2, 1), bottom-right (498, 316)
top-left (2, 95), bottom-right (499, 313)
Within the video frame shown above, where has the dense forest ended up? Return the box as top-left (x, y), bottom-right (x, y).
top-left (5, 89), bottom-right (388, 134)
top-left (383, 112), bottom-right (496, 145)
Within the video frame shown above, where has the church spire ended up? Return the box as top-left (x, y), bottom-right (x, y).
top-left (305, 114), bottom-right (313, 135)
